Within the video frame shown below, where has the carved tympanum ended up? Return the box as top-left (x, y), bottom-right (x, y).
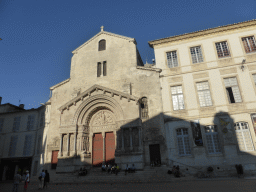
top-left (92, 110), bottom-right (114, 126)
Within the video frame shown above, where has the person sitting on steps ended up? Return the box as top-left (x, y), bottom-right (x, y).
top-left (125, 164), bottom-right (130, 175)
top-left (131, 164), bottom-right (136, 173)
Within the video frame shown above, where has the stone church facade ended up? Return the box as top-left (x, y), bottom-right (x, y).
top-left (45, 27), bottom-right (166, 172)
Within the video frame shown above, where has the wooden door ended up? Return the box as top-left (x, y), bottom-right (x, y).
top-left (92, 133), bottom-right (103, 166)
top-left (51, 151), bottom-right (59, 169)
top-left (105, 132), bottom-right (115, 165)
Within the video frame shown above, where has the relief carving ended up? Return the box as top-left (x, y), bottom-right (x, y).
top-left (92, 111), bottom-right (114, 126)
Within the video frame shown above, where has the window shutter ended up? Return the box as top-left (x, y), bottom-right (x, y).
top-left (103, 61), bottom-right (107, 76)
top-left (9, 135), bottom-right (18, 156)
top-left (97, 62), bottom-right (101, 77)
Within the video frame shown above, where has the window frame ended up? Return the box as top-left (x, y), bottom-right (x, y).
top-left (241, 36), bottom-right (256, 54)
top-left (9, 135), bottom-right (18, 157)
top-left (234, 122), bottom-right (254, 152)
top-left (170, 85), bottom-right (185, 111)
top-left (195, 81), bottom-right (213, 107)
top-left (204, 125), bottom-right (222, 154)
top-left (27, 115), bottom-right (35, 131)
top-left (176, 128), bottom-right (192, 156)
top-left (189, 45), bottom-right (204, 64)
top-left (0, 118), bottom-right (4, 132)
top-left (166, 50), bottom-right (179, 68)
top-left (215, 41), bottom-right (231, 58)
top-left (98, 39), bottom-right (106, 51)
top-left (13, 116), bottom-right (21, 132)
top-left (223, 76), bottom-right (242, 104)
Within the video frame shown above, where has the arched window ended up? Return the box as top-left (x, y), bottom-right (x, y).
top-left (98, 39), bottom-right (106, 51)
top-left (234, 122), bottom-right (254, 151)
top-left (204, 125), bottom-right (221, 154)
top-left (176, 128), bottom-right (191, 156)
top-left (140, 97), bottom-right (148, 119)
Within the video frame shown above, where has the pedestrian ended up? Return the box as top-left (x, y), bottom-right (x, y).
top-left (38, 169), bottom-right (45, 189)
top-left (12, 171), bottom-right (21, 192)
top-left (44, 170), bottom-right (50, 189)
top-left (23, 170), bottom-right (29, 192)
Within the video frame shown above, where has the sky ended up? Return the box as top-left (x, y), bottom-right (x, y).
top-left (0, 0), bottom-right (255, 109)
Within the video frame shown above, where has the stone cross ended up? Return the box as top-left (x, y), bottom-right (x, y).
top-left (101, 26), bottom-right (104, 32)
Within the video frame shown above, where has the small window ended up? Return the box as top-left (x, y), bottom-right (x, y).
top-left (140, 97), bottom-right (148, 119)
top-left (224, 77), bottom-right (242, 103)
top-left (215, 41), bottom-right (230, 58)
top-left (234, 122), bottom-right (254, 151)
top-left (98, 39), bottom-right (106, 51)
top-left (0, 118), bottom-right (4, 132)
top-left (13, 117), bottom-right (21, 132)
top-left (103, 61), bottom-right (107, 76)
top-left (205, 125), bottom-right (221, 154)
top-left (196, 81), bottom-right (213, 107)
top-left (9, 135), bottom-right (18, 157)
top-left (27, 115), bottom-right (35, 131)
top-left (242, 36), bottom-right (256, 53)
top-left (171, 85), bottom-right (185, 110)
top-left (176, 128), bottom-right (191, 156)
top-left (190, 46), bottom-right (204, 64)
top-left (166, 51), bottom-right (178, 68)
top-left (97, 62), bottom-right (101, 77)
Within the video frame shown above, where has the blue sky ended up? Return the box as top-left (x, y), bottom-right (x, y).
top-left (0, 0), bottom-right (255, 109)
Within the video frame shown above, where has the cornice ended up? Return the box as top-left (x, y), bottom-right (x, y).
top-left (136, 66), bottom-right (162, 73)
top-left (72, 31), bottom-right (136, 54)
top-left (50, 78), bottom-right (70, 90)
top-left (148, 19), bottom-right (256, 48)
top-left (58, 84), bottom-right (139, 113)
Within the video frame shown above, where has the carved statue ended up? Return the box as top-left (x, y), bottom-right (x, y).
top-left (82, 135), bottom-right (90, 153)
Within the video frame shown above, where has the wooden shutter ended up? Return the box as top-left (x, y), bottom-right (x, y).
top-left (97, 62), bottom-right (101, 77)
top-left (103, 61), bottom-right (107, 76)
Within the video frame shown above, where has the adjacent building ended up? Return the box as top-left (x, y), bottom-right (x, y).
top-left (0, 98), bottom-right (50, 180)
top-left (149, 19), bottom-right (256, 172)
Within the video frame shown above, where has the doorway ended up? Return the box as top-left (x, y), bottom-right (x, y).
top-left (149, 144), bottom-right (161, 164)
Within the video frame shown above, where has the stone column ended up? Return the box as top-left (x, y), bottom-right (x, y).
top-left (138, 127), bottom-right (143, 151)
top-left (74, 132), bottom-right (77, 153)
top-left (59, 134), bottom-right (63, 157)
top-left (121, 129), bottom-right (124, 151)
top-left (114, 131), bottom-right (117, 148)
top-left (129, 128), bottom-right (133, 151)
top-left (67, 133), bottom-right (70, 156)
top-left (89, 133), bottom-right (93, 165)
top-left (102, 132), bottom-right (105, 163)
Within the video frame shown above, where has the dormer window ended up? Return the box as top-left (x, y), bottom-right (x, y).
top-left (99, 39), bottom-right (106, 51)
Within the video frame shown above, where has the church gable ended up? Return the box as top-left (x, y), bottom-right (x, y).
top-left (72, 27), bottom-right (136, 54)
top-left (58, 84), bottom-right (139, 113)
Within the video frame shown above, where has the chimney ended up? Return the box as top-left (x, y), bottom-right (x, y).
top-left (19, 104), bottom-right (24, 109)
top-left (0, 97), bottom-right (2, 105)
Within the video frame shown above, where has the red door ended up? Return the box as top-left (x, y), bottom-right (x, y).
top-left (51, 151), bottom-right (59, 169)
top-left (92, 133), bottom-right (103, 166)
top-left (105, 132), bottom-right (115, 165)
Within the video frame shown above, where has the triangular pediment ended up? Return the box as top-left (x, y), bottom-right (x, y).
top-left (72, 30), bottom-right (136, 54)
top-left (58, 84), bottom-right (139, 112)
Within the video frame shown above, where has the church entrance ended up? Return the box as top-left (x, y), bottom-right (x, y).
top-left (149, 144), bottom-right (161, 164)
top-left (91, 110), bottom-right (116, 167)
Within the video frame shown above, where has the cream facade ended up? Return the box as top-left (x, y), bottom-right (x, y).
top-left (0, 102), bottom-right (49, 180)
top-left (149, 19), bottom-right (256, 173)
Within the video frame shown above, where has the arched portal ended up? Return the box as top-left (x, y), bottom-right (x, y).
top-left (73, 94), bottom-right (123, 167)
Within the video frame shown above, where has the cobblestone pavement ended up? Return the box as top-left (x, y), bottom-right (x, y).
top-left (1, 179), bottom-right (256, 192)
